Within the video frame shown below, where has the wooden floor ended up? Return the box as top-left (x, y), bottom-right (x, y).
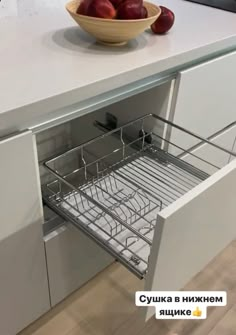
top-left (19, 241), bottom-right (236, 335)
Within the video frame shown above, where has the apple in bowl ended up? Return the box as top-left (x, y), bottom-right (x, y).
top-left (77, 0), bottom-right (150, 20)
top-left (77, 0), bottom-right (116, 18)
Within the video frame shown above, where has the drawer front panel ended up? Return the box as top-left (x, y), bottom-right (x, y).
top-left (182, 123), bottom-right (236, 174)
top-left (170, 51), bottom-right (236, 151)
top-left (145, 159), bottom-right (236, 320)
top-left (45, 221), bottom-right (113, 307)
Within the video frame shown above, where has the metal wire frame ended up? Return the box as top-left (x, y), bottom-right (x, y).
top-left (42, 113), bottom-right (236, 278)
top-left (43, 174), bottom-right (158, 278)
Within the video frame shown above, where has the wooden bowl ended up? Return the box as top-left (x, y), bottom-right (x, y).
top-left (66, 0), bottom-right (161, 46)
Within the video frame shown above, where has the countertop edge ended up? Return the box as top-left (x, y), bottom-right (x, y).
top-left (1, 36), bottom-right (236, 137)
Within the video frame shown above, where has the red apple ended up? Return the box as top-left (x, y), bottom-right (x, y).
top-left (151, 6), bottom-right (175, 34)
top-left (86, 0), bottom-right (116, 19)
top-left (117, 0), bottom-right (143, 20)
top-left (77, 0), bottom-right (92, 15)
top-left (109, 0), bottom-right (123, 9)
top-left (140, 6), bottom-right (148, 18)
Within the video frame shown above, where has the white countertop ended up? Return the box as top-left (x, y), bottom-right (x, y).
top-left (0, 0), bottom-right (236, 135)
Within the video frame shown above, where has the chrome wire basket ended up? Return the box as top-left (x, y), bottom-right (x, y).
top-left (42, 114), bottom-right (235, 278)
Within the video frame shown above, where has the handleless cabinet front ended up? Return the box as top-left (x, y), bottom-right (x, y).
top-left (44, 221), bottom-right (113, 307)
top-left (170, 51), bottom-right (236, 151)
top-left (0, 131), bottom-right (50, 335)
top-left (181, 123), bottom-right (236, 174)
top-left (144, 156), bottom-right (236, 320)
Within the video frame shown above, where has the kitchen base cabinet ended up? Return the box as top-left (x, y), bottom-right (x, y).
top-left (44, 216), bottom-right (113, 307)
top-left (0, 131), bottom-right (50, 335)
top-left (0, 70), bottom-right (234, 330)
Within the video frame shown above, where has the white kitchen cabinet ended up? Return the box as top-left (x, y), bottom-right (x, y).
top-left (170, 51), bottom-right (236, 152)
top-left (44, 215), bottom-right (113, 307)
top-left (0, 131), bottom-right (50, 335)
top-left (0, 52), bottom-right (234, 329)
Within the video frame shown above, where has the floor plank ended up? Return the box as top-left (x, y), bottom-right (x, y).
top-left (65, 263), bottom-right (143, 335)
top-left (19, 241), bottom-right (236, 335)
top-left (208, 305), bottom-right (236, 335)
top-left (161, 240), bottom-right (236, 335)
top-left (18, 307), bottom-right (79, 335)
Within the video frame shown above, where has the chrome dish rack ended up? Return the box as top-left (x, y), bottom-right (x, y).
top-left (42, 114), bottom-right (234, 278)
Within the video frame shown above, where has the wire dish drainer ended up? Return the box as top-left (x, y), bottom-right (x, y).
top-left (42, 114), bottom-right (234, 278)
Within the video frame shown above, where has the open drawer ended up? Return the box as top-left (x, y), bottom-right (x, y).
top-left (42, 114), bottom-right (236, 318)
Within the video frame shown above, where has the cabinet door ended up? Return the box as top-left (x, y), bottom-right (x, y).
top-left (170, 51), bottom-right (236, 151)
top-left (0, 131), bottom-right (50, 335)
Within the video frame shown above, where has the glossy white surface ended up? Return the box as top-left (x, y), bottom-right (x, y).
top-left (0, 131), bottom-right (50, 334)
top-left (145, 157), bottom-right (236, 320)
top-left (0, 0), bottom-right (236, 134)
top-left (170, 51), bottom-right (236, 151)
